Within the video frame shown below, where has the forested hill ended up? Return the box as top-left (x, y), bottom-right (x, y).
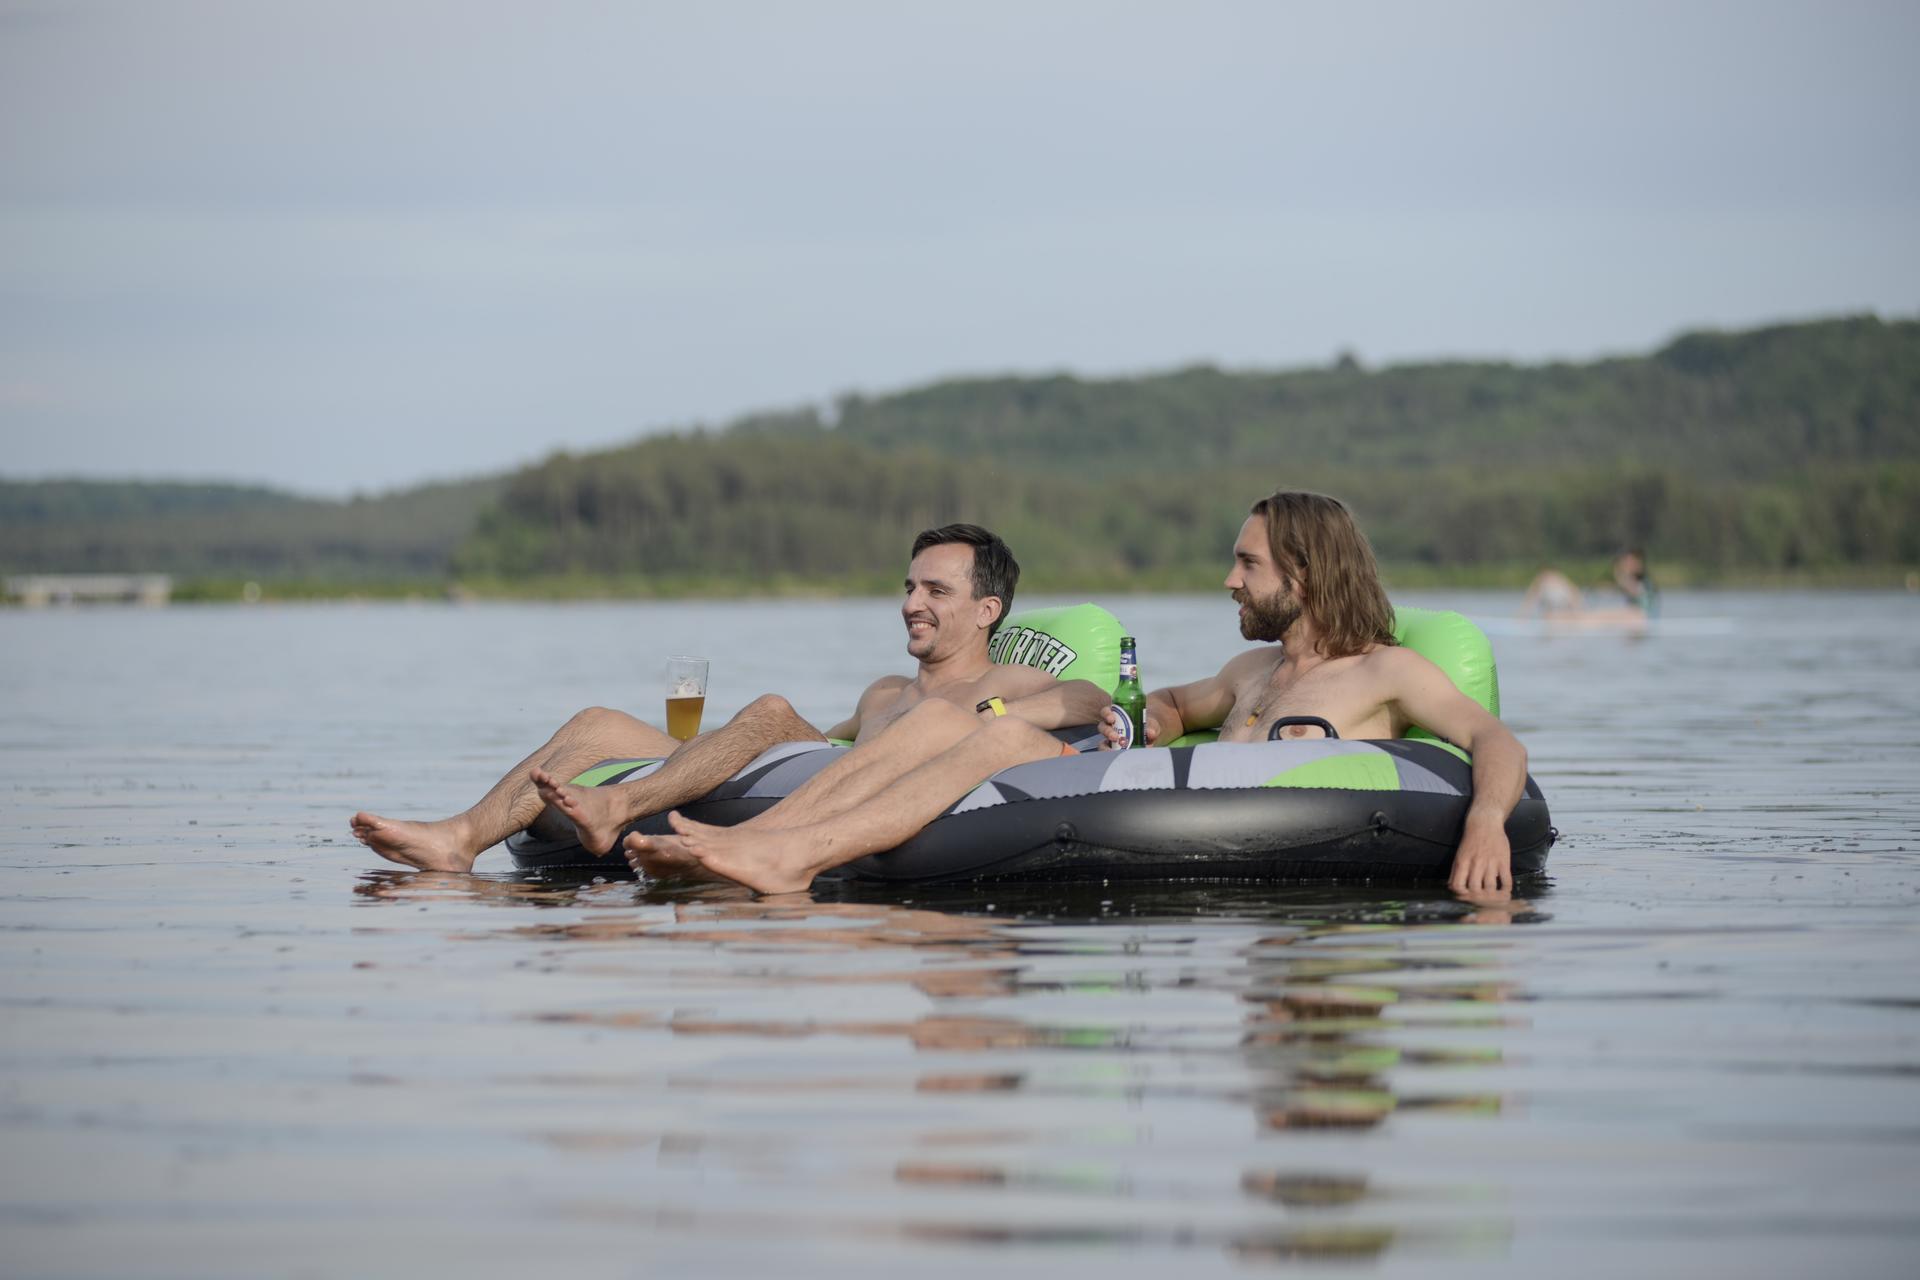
top-left (827, 315), bottom-right (1918, 478)
top-left (4, 314), bottom-right (1916, 593)
top-left (462, 314), bottom-right (1919, 585)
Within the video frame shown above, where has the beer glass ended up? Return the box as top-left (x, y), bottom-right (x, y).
top-left (665, 656), bottom-right (709, 741)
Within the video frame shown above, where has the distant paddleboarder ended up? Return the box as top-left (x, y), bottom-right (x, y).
top-left (1520, 549), bottom-right (1655, 627)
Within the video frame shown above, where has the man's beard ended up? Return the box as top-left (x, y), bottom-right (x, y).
top-left (1236, 586), bottom-right (1301, 642)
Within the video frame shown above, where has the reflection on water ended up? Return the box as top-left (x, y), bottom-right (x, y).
top-left (342, 870), bottom-right (1538, 1265)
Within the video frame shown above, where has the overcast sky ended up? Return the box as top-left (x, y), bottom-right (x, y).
top-left (2, 0), bottom-right (1915, 496)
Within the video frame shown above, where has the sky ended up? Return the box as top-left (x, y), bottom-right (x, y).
top-left (1, 0), bottom-right (1916, 497)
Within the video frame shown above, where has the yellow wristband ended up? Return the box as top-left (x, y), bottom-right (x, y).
top-left (975, 696), bottom-right (1007, 718)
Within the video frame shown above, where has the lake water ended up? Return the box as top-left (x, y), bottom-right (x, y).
top-left (4, 591), bottom-right (1919, 1277)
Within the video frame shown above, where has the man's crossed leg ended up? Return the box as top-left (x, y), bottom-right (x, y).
top-left (351, 694), bottom-right (819, 872)
top-left (626, 701), bottom-right (1067, 893)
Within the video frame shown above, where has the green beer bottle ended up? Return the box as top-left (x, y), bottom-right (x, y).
top-left (1113, 635), bottom-right (1148, 748)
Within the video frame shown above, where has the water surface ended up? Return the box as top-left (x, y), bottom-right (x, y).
top-left (4, 591), bottom-right (1918, 1277)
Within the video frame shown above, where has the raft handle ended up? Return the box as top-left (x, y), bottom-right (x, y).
top-left (1268, 716), bottom-right (1339, 741)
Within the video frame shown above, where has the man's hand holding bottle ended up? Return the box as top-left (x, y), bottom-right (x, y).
top-left (1097, 701), bottom-right (1173, 750)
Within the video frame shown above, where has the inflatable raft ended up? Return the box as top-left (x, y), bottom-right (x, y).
top-left (506, 605), bottom-right (1554, 884)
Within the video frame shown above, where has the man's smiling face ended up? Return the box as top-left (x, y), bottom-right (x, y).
top-left (902, 541), bottom-right (991, 660)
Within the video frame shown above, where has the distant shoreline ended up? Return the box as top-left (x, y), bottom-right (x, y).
top-left (6, 563), bottom-right (1906, 607)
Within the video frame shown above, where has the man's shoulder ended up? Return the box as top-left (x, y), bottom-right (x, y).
top-left (1220, 646), bottom-right (1284, 680)
top-left (1359, 642), bottom-right (1449, 688)
top-left (861, 674), bottom-right (913, 700)
top-left (1353, 641), bottom-right (1415, 669)
top-left (1374, 640), bottom-right (1438, 664)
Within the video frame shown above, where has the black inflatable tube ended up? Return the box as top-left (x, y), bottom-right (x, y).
top-left (507, 760), bottom-right (1554, 885)
top-left (831, 789), bottom-right (1553, 884)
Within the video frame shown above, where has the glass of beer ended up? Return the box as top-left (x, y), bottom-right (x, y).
top-left (665, 656), bottom-right (708, 741)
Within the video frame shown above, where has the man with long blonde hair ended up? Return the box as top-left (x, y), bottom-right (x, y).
top-left (632, 491), bottom-right (1530, 899)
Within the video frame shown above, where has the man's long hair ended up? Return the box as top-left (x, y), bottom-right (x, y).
top-left (911, 523), bottom-right (1019, 637)
top-left (1250, 491), bottom-right (1397, 658)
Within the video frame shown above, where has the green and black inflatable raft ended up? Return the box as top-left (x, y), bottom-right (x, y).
top-left (506, 605), bottom-right (1554, 884)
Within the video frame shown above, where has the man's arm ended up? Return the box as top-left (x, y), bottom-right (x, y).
top-left (983, 669), bottom-right (1111, 730)
top-left (822, 676), bottom-right (910, 743)
top-left (1098, 649), bottom-right (1270, 747)
top-left (1382, 648), bottom-right (1530, 898)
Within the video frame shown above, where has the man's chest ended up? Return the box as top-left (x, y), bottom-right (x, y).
top-left (1223, 660), bottom-right (1391, 741)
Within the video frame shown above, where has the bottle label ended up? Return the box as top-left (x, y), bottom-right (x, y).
top-left (1118, 660), bottom-right (1138, 681)
top-left (1109, 703), bottom-right (1135, 749)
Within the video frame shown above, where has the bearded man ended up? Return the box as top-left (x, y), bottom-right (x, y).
top-left (630, 491), bottom-right (1530, 899)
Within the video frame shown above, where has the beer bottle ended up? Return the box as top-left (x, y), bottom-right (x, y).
top-left (1113, 635), bottom-right (1149, 749)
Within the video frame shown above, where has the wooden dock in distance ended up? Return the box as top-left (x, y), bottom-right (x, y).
top-left (3, 574), bottom-right (173, 607)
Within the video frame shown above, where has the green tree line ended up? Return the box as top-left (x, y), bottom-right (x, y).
top-left (4, 315), bottom-right (1916, 592)
top-left (0, 476), bottom-right (503, 579)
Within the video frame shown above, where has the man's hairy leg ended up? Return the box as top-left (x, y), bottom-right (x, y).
top-left (621, 698), bottom-right (983, 879)
top-left (659, 716), bottom-right (1060, 894)
top-left (351, 706), bottom-right (678, 873)
top-left (533, 693), bottom-right (824, 856)
top-left (719, 698), bottom-right (981, 832)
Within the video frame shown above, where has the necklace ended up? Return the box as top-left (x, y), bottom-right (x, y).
top-left (1243, 649), bottom-right (1327, 727)
top-left (1244, 663), bottom-right (1288, 726)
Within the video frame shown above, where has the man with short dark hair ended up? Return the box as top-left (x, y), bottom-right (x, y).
top-left (351, 524), bottom-right (1107, 872)
top-left (636, 492), bottom-right (1529, 899)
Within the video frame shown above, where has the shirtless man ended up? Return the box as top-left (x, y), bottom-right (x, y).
top-left (351, 524), bottom-right (1108, 873)
top-left (636, 491), bottom-right (1529, 899)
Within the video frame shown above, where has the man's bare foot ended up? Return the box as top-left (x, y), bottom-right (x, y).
top-left (531, 767), bottom-right (631, 856)
top-left (664, 811), bottom-right (824, 895)
top-left (622, 829), bottom-right (732, 883)
top-left (348, 812), bottom-right (479, 873)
